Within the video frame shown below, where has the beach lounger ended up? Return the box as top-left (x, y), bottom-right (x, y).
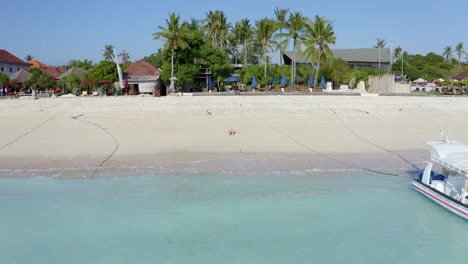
top-left (92, 91), bottom-right (98, 96)
top-left (81, 91), bottom-right (88, 96)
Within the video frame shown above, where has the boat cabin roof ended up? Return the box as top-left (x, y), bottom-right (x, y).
top-left (427, 141), bottom-right (468, 177)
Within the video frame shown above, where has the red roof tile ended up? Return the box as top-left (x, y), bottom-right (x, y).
top-left (125, 61), bottom-right (162, 76)
top-left (0, 50), bottom-right (28, 64)
top-left (453, 70), bottom-right (468, 80)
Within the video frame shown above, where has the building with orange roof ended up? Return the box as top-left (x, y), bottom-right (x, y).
top-left (26, 59), bottom-right (66, 78)
top-left (0, 49), bottom-right (31, 76)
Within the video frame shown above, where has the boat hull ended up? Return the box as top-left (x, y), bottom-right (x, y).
top-left (413, 180), bottom-right (468, 220)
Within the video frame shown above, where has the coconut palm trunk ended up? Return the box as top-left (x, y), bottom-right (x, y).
top-left (291, 38), bottom-right (296, 85)
top-left (171, 49), bottom-right (174, 79)
top-left (314, 49), bottom-right (322, 89)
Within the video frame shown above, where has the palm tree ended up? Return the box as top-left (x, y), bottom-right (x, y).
top-left (394, 46), bottom-right (402, 60)
top-left (153, 12), bottom-right (191, 85)
top-left (227, 22), bottom-right (242, 64)
top-left (300, 15), bottom-right (335, 88)
top-left (102, 45), bottom-right (115, 60)
top-left (24, 55), bottom-right (34, 61)
top-left (443, 46), bottom-right (453, 61)
top-left (455, 42), bottom-right (464, 72)
top-left (238, 18), bottom-right (253, 65)
top-left (278, 11), bottom-right (307, 85)
top-left (204, 11), bottom-right (218, 46)
top-left (203, 10), bottom-right (230, 51)
top-left (274, 7), bottom-right (289, 64)
top-left (119, 50), bottom-right (130, 64)
top-left (374, 39), bottom-right (386, 69)
top-left (253, 18), bottom-right (278, 78)
top-left (183, 18), bottom-right (201, 31)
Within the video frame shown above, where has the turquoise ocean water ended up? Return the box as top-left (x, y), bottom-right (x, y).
top-left (0, 170), bottom-right (467, 264)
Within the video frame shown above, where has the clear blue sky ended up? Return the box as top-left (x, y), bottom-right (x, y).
top-left (3, 0), bottom-right (467, 66)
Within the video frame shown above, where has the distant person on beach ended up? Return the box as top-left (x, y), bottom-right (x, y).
top-left (227, 129), bottom-right (237, 136)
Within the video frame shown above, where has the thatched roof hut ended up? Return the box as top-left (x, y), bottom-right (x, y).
top-left (9, 69), bottom-right (31, 82)
top-left (59, 67), bottom-right (86, 80)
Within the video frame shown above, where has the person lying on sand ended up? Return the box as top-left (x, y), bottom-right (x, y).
top-left (227, 129), bottom-right (238, 136)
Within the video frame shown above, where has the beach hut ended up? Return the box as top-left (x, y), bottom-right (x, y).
top-left (124, 61), bottom-right (162, 94)
top-left (59, 67), bottom-right (86, 80)
top-left (9, 69), bottom-right (31, 84)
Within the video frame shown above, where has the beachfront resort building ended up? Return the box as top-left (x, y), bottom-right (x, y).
top-left (124, 60), bottom-right (163, 94)
top-left (283, 48), bottom-right (392, 70)
top-left (26, 59), bottom-right (66, 78)
top-left (0, 50), bottom-right (31, 76)
top-left (453, 70), bottom-right (468, 81)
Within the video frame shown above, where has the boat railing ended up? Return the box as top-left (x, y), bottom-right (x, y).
top-left (431, 155), bottom-right (468, 177)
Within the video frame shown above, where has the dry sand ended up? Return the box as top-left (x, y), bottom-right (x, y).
top-left (1, 95), bottom-right (467, 177)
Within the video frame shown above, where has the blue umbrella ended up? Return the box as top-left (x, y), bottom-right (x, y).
top-left (296, 75), bottom-right (301, 84)
top-left (308, 74), bottom-right (314, 86)
top-left (271, 78), bottom-right (276, 85)
top-left (251, 76), bottom-right (257, 88)
top-left (288, 78), bottom-right (293, 87)
top-left (208, 76), bottom-right (213, 88)
top-left (320, 76), bottom-right (326, 87)
top-left (224, 76), bottom-right (242, 82)
top-left (280, 74), bottom-right (287, 85)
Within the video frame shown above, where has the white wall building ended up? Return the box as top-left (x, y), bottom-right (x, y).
top-left (0, 50), bottom-right (30, 76)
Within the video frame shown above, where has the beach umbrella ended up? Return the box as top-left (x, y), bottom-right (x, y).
top-left (207, 76), bottom-right (213, 88)
top-left (80, 79), bottom-right (94, 83)
top-left (280, 74), bottom-right (287, 85)
top-left (413, 78), bottom-right (427, 83)
top-left (308, 75), bottom-right (314, 86)
top-left (271, 78), bottom-right (276, 85)
top-left (425, 82), bottom-right (440, 87)
top-left (320, 76), bottom-right (326, 87)
top-left (223, 76), bottom-right (242, 82)
top-left (51, 77), bottom-right (60, 81)
top-left (288, 78), bottom-right (293, 87)
top-left (5, 82), bottom-right (10, 94)
top-left (251, 76), bottom-right (257, 88)
top-left (98, 80), bottom-right (112, 84)
top-left (10, 79), bottom-right (21, 83)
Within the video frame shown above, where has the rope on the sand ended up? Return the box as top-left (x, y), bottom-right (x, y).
top-left (239, 104), bottom-right (401, 177)
top-left (0, 115), bottom-right (55, 151)
top-left (72, 114), bottom-right (119, 168)
top-left (329, 107), bottom-right (420, 171)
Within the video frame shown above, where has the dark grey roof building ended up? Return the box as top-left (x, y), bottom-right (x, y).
top-left (283, 48), bottom-right (391, 69)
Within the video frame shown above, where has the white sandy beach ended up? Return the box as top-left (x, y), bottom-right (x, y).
top-left (1, 95), bottom-right (468, 177)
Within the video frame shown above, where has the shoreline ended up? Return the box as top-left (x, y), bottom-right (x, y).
top-left (0, 150), bottom-right (426, 179)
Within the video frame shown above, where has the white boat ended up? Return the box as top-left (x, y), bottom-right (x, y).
top-left (413, 139), bottom-right (468, 220)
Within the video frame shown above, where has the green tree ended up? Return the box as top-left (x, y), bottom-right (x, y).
top-left (0, 72), bottom-right (9, 89)
top-left (238, 18), bottom-right (253, 65)
top-left (37, 72), bottom-right (56, 89)
top-left (301, 15), bottom-right (335, 88)
top-left (443, 46), bottom-right (452, 61)
top-left (102, 45), bottom-right (115, 60)
top-left (118, 50), bottom-right (130, 64)
top-left (278, 11), bottom-right (307, 85)
top-left (64, 73), bottom-right (82, 94)
top-left (85, 60), bottom-right (118, 83)
top-left (68, 59), bottom-right (93, 70)
top-left (153, 12), bottom-right (191, 82)
top-left (374, 38), bottom-right (386, 69)
top-left (203, 10), bottom-right (230, 51)
top-left (24, 55), bottom-right (34, 61)
top-left (455, 42), bottom-right (464, 72)
top-left (273, 7), bottom-right (289, 64)
top-left (253, 18), bottom-right (278, 78)
top-left (394, 46), bottom-right (402, 60)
